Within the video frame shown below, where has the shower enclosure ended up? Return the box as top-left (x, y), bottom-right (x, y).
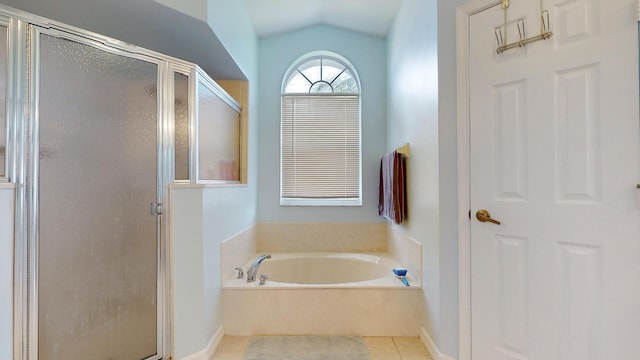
top-left (2, 5), bottom-right (242, 360)
top-left (36, 32), bottom-right (161, 360)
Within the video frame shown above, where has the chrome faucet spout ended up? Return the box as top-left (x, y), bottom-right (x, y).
top-left (246, 254), bottom-right (271, 282)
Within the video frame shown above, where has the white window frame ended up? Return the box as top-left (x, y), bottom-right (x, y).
top-left (280, 51), bottom-right (362, 207)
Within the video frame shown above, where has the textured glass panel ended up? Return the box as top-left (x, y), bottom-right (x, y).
top-left (0, 26), bottom-right (7, 177)
top-left (198, 82), bottom-right (240, 181)
top-left (175, 72), bottom-right (189, 181)
top-left (333, 70), bottom-right (358, 93)
top-left (309, 82), bottom-right (333, 94)
top-left (285, 72), bottom-right (311, 93)
top-left (321, 58), bottom-right (344, 83)
top-left (38, 34), bottom-right (158, 360)
top-left (298, 58), bottom-right (321, 83)
top-left (284, 56), bottom-right (359, 94)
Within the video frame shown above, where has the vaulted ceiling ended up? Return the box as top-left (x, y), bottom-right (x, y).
top-left (0, 0), bottom-right (402, 80)
top-left (243, 0), bottom-right (402, 38)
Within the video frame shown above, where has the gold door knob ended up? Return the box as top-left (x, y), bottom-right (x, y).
top-left (476, 210), bottom-right (501, 225)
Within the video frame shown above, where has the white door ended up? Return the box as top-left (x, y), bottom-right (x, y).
top-left (469, 1), bottom-right (640, 359)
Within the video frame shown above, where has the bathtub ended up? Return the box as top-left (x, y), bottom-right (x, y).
top-left (225, 252), bottom-right (413, 287)
top-left (222, 252), bottom-right (422, 336)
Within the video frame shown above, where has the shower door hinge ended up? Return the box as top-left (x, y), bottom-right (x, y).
top-left (150, 202), bottom-right (163, 216)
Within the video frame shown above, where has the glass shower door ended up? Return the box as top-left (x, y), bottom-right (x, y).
top-left (37, 33), bottom-right (160, 360)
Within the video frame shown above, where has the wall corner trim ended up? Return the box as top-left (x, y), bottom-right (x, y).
top-left (420, 327), bottom-right (457, 360)
top-left (179, 326), bottom-right (224, 360)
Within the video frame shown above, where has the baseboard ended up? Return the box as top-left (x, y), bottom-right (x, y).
top-left (420, 327), bottom-right (457, 360)
top-left (179, 325), bottom-right (224, 360)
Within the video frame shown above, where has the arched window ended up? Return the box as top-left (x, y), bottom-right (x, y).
top-left (280, 52), bottom-right (362, 206)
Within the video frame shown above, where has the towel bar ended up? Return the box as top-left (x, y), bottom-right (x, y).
top-left (396, 143), bottom-right (410, 158)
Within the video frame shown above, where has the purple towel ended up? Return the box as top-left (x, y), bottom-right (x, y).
top-left (378, 150), bottom-right (406, 224)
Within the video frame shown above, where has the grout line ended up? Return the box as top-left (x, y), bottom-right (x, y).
top-left (391, 337), bottom-right (403, 360)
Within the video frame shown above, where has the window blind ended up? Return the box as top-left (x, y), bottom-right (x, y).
top-left (281, 95), bottom-right (361, 202)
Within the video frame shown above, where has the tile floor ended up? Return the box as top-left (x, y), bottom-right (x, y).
top-left (212, 336), bottom-right (433, 360)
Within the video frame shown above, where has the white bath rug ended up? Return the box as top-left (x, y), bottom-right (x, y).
top-left (242, 335), bottom-right (371, 360)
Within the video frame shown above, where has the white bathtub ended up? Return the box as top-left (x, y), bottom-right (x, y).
top-left (224, 252), bottom-right (415, 288)
top-left (222, 252), bottom-right (422, 336)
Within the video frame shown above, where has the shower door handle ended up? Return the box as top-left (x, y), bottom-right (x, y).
top-left (150, 202), bottom-right (163, 216)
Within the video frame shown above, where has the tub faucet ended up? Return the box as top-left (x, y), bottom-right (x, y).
top-left (246, 254), bottom-right (271, 282)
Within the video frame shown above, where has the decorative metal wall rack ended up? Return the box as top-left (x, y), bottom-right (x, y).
top-left (495, 0), bottom-right (552, 54)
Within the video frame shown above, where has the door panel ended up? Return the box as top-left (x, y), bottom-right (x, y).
top-left (493, 79), bottom-right (528, 202)
top-left (469, 1), bottom-right (640, 359)
top-left (555, 64), bottom-right (601, 204)
top-left (37, 33), bottom-right (159, 360)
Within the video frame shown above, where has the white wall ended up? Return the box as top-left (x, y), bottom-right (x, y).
top-left (206, 0), bottom-right (257, 80)
top-left (257, 25), bottom-right (387, 223)
top-left (171, 187), bottom-right (206, 359)
top-left (202, 0), bottom-right (260, 348)
top-left (0, 185), bottom-right (14, 360)
top-left (172, 186), bottom-right (260, 360)
top-left (154, 0), bottom-right (207, 22)
top-left (436, 1), bottom-right (467, 355)
top-left (387, 0), bottom-right (466, 357)
top-left (164, 0), bottom-right (260, 356)
top-left (172, 184), bottom-right (263, 359)
top-left (387, 0), bottom-right (440, 349)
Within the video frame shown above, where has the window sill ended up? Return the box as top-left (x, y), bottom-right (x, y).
top-left (197, 180), bottom-right (246, 188)
top-left (170, 181), bottom-right (248, 189)
top-left (0, 181), bottom-right (15, 189)
top-left (280, 198), bottom-right (362, 207)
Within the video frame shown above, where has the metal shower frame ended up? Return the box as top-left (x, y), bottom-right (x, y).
top-left (0, 4), bottom-right (238, 359)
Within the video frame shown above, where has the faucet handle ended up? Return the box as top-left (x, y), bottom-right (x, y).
top-left (234, 267), bottom-right (244, 279)
top-left (259, 274), bottom-right (269, 285)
